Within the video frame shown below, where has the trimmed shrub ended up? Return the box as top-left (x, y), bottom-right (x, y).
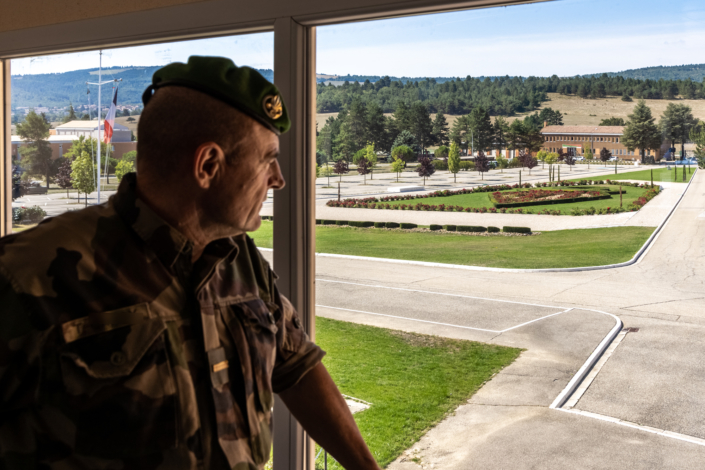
top-left (349, 221), bottom-right (374, 227)
top-left (373, 222), bottom-right (386, 228)
top-left (503, 226), bottom-right (532, 234)
top-left (443, 224), bottom-right (457, 231)
top-left (400, 223), bottom-right (417, 229)
top-left (322, 220), bottom-right (336, 225)
top-left (385, 222), bottom-right (400, 228)
top-left (459, 161), bottom-right (474, 171)
top-left (488, 226), bottom-right (500, 233)
top-left (335, 220), bottom-right (349, 226)
top-left (432, 160), bottom-right (448, 171)
top-left (315, 219), bottom-right (322, 224)
top-left (457, 225), bottom-right (487, 233)
top-left (430, 224), bottom-right (443, 231)
top-left (12, 206), bottom-right (47, 224)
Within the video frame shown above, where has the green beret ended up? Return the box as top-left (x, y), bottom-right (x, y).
top-left (142, 56), bottom-right (290, 135)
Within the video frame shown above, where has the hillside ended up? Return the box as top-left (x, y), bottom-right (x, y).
top-left (11, 66), bottom-right (274, 108)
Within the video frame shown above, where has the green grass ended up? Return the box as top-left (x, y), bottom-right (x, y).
top-left (569, 167), bottom-right (696, 183)
top-left (378, 185), bottom-right (649, 213)
top-left (250, 222), bottom-right (655, 269)
top-left (314, 317), bottom-right (521, 469)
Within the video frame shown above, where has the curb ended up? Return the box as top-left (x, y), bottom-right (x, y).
top-left (259, 169), bottom-right (697, 273)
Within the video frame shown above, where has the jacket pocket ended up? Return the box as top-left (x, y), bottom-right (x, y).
top-left (59, 304), bottom-right (177, 459)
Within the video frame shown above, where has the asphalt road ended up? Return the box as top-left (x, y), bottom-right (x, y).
top-left (268, 169), bottom-right (705, 469)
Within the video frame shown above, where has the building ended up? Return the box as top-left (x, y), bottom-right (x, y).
top-left (540, 125), bottom-right (660, 161)
top-left (12, 119), bottom-right (136, 162)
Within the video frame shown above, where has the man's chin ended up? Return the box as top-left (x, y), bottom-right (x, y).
top-left (244, 214), bottom-right (262, 234)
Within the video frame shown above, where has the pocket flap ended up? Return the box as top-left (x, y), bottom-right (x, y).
top-left (60, 305), bottom-right (166, 379)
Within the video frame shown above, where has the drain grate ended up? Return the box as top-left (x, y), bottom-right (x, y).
top-left (622, 327), bottom-right (640, 333)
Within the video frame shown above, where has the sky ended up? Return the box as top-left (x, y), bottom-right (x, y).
top-left (11, 0), bottom-right (705, 78)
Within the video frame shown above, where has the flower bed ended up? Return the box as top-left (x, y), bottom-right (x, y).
top-left (488, 188), bottom-right (611, 208)
top-left (325, 181), bottom-right (658, 216)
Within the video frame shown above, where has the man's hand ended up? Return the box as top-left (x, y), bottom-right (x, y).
top-left (278, 363), bottom-right (381, 470)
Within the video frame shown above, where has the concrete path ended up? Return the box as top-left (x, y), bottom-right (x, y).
top-left (273, 170), bottom-right (705, 469)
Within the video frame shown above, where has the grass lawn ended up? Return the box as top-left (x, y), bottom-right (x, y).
top-left (372, 185), bottom-right (650, 214)
top-left (250, 222), bottom-right (655, 269)
top-left (314, 318), bottom-right (521, 469)
top-left (569, 167), bottom-right (696, 183)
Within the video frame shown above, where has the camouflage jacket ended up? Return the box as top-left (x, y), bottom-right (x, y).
top-left (0, 173), bottom-right (325, 469)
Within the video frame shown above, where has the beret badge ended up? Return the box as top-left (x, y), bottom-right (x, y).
top-left (263, 94), bottom-right (283, 120)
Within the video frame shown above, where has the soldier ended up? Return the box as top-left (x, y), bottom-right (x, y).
top-left (0, 56), bottom-right (380, 470)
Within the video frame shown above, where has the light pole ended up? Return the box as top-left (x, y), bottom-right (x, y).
top-left (86, 50), bottom-right (121, 204)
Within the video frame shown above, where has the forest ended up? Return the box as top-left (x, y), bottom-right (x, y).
top-left (316, 73), bottom-right (705, 114)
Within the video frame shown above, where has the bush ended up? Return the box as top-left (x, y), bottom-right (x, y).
top-left (459, 161), bottom-right (474, 171)
top-left (349, 221), bottom-right (374, 227)
top-left (488, 226), bottom-right (500, 233)
top-left (335, 220), bottom-right (349, 226)
top-left (457, 225), bottom-right (487, 233)
top-left (443, 224), bottom-right (457, 231)
top-left (316, 219), bottom-right (322, 224)
top-left (385, 222), bottom-right (400, 228)
top-left (322, 220), bottom-right (336, 225)
top-left (429, 224), bottom-right (443, 231)
top-left (400, 223), bottom-right (417, 229)
top-left (503, 226), bottom-right (532, 234)
top-left (374, 222), bottom-right (386, 228)
top-left (432, 160), bottom-right (448, 171)
top-left (12, 206), bottom-right (47, 224)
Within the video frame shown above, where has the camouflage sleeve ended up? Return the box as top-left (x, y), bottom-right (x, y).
top-left (270, 283), bottom-right (326, 394)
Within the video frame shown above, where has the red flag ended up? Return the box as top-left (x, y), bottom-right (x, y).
top-left (103, 86), bottom-right (118, 143)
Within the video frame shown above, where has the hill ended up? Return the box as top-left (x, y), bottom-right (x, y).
top-left (11, 66), bottom-right (274, 108)
top-left (600, 64), bottom-right (705, 82)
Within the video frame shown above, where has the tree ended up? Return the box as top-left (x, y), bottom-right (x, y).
top-left (474, 151), bottom-right (490, 180)
top-left (391, 130), bottom-right (419, 154)
top-left (409, 102), bottom-right (434, 152)
top-left (526, 155), bottom-right (538, 174)
top-left (517, 149), bottom-right (532, 168)
top-left (16, 110), bottom-right (56, 190)
top-left (357, 154), bottom-right (371, 184)
top-left (447, 142), bottom-right (461, 182)
top-left (126, 116), bottom-right (136, 122)
top-left (600, 147), bottom-right (612, 165)
top-left (391, 156), bottom-right (405, 182)
top-left (449, 115), bottom-right (471, 152)
top-left (564, 150), bottom-right (576, 171)
top-left (690, 125), bottom-right (705, 169)
top-left (346, 97), bottom-right (368, 151)
top-left (432, 112), bottom-right (449, 146)
top-left (416, 155), bottom-right (435, 186)
top-left (62, 102), bottom-right (78, 123)
top-left (545, 152), bottom-right (558, 181)
top-left (622, 92), bottom-right (633, 102)
top-left (122, 150), bottom-right (137, 163)
top-left (366, 101), bottom-right (388, 150)
top-left (556, 148), bottom-right (566, 162)
top-left (493, 116), bottom-right (509, 155)
top-left (55, 158), bottom-right (73, 197)
top-left (391, 144), bottom-right (416, 163)
top-left (434, 145), bottom-right (449, 161)
top-left (622, 100), bottom-right (662, 163)
top-left (352, 149), bottom-right (367, 166)
top-left (506, 120), bottom-right (526, 158)
top-left (659, 103), bottom-right (697, 160)
top-left (333, 159), bottom-right (349, 182)
top-left (600, 117), bottom-right (626, 126)
top-left (71, 151), bottom-right (96, 207)
top-left (334, 121), bottom-right (356, 163)
top-left (115, 159), bottom-right (135, 182)
top-left (468, 106), bottom-right (494, 153)
top-left (584, 144), bottom-right (594, 168)
top-left (496, 155), bottom-right (509, 173)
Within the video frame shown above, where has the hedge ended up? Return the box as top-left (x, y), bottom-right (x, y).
top-left (385, 222), bottom-right (400, 228)
top-left (487, 188), bottom-right (611, 208)
top-left (322, 220), bottom-right (337, 225)
top-left (315, 219), bottom-right (322, 224)
top-left (335, 220), bottom-right (349, 226)
top-left (430, 224), bottom-right (443, 231)
top-left (12, 206), bottom-right (47, 224)
top-left (457, 225), bottom-right (486, 233)
top-left (503, 226), bottom-right (532, 234)
top-left (373, 222), bottom-right (386, 228)
top-left (443, 225), bottom-right (457, 232)
top-left (400, 223), bottom-right (418, 229)
top-left (349, 221), bottom-right (374, 227)
top-left (488, 226), bottom-right (500, 233)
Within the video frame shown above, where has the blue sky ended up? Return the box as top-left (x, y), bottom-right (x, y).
top-left (12, 0), bottom-right (705, 77)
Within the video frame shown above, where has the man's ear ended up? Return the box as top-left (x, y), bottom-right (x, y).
top-left (193, 142), bottom-right (225, 189)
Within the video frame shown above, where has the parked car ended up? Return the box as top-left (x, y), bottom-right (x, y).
top-left (24, 181), bottom-right (48, 195)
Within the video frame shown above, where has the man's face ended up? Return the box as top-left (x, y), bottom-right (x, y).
top-left (204, 119), bottom-right (284, 236)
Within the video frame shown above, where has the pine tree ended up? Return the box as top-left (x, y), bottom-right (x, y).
top-left (16, 110), bottom-right (55, 190)
top-left (431, 112), bottom-right (449, 146)
top-left (622, 100), bottom-right (662, 163)
top-left (468, 106), bottom-right (494, 152)
top-left (410, 102), bottom-right (433, 152)
top-left (62, 102), bottom-right (78, 123)
top-left (659, 103), bottom-right (697, 160)
top-left (447, 142), bottom-right (461, 183)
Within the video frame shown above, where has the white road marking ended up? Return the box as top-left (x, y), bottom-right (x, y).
top-left (316, 278), bottom-right (566, 310)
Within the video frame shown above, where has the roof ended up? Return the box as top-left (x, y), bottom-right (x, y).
top-left (12, 135), bottom-right (79, 143)
top-left (541, 125), bottom-right (625, 135)
top-left (56, 120), bottom-right (129, 131)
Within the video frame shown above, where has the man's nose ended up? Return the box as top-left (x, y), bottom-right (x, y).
top-left (269, 160), bottom-right (286, 190)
